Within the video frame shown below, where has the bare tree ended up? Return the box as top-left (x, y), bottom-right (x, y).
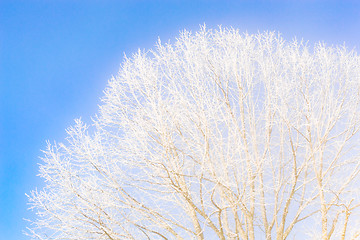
top-left (27, 26), bottom-right (360, 239)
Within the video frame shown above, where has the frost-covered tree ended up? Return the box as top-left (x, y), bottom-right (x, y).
top-left (27, 26), bottom-right (360, 240)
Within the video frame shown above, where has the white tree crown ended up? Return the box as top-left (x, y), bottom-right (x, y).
top-left (27, 26), bottom-right (360, 240)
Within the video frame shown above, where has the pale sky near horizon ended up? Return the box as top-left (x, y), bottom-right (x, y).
top-left (1, 1), bottom-right (360, 239)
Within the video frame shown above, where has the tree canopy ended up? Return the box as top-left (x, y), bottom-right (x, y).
top-left (27, 26), bottom-right (360, 240)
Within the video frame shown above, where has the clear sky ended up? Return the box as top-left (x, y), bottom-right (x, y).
top-left (1, 0), bottom-right (360, 239)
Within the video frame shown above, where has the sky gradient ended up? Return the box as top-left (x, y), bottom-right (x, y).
top-left (1, 1), bottom-right (360, 239)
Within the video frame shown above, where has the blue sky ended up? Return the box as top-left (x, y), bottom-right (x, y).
top-left (0, 1), bottom-right (360, 239)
